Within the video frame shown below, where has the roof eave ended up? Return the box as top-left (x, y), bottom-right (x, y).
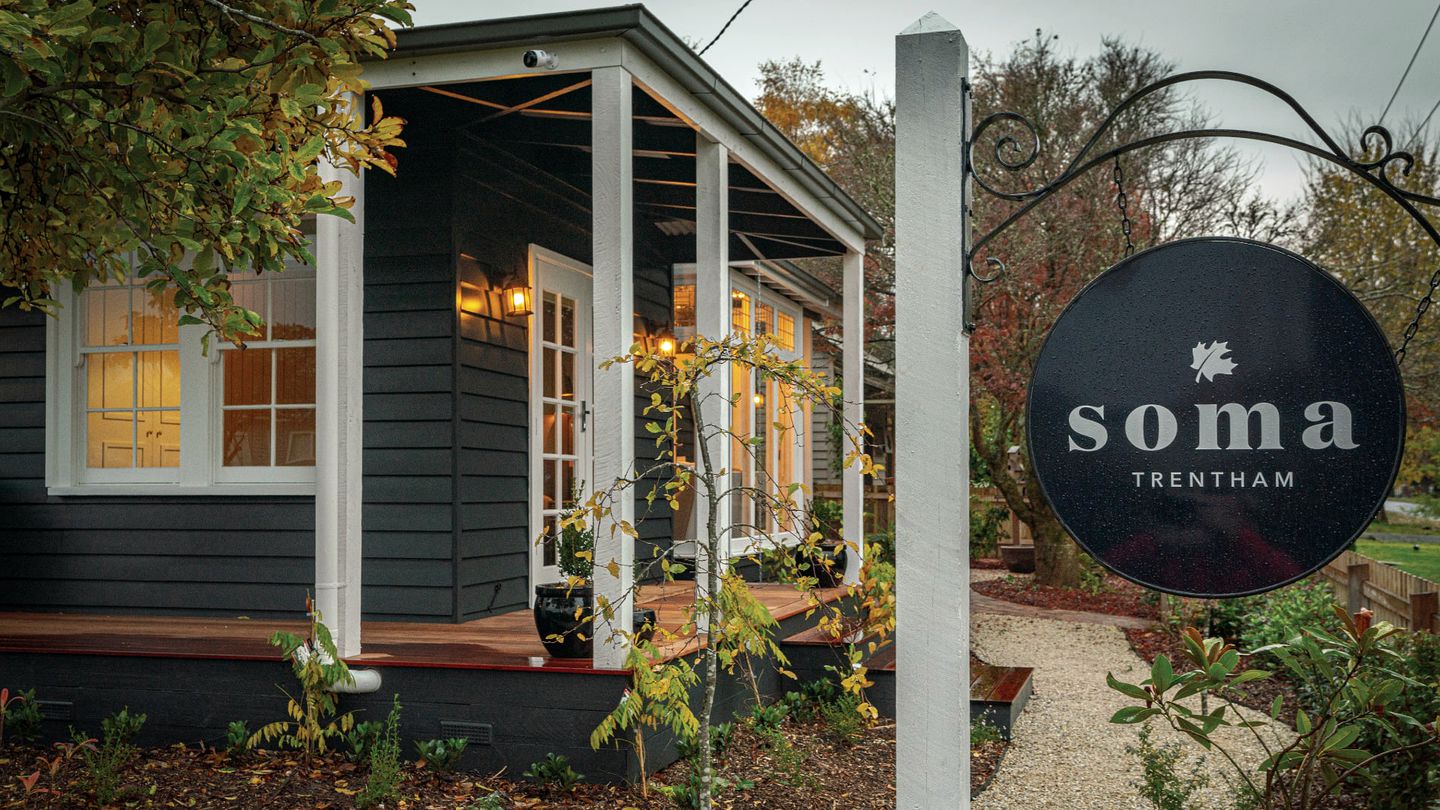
top-left (380, 5), bottom-right (885, 244)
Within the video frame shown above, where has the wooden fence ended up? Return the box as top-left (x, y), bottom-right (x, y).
top-left (1318, 550), bottom-right (1440, 632)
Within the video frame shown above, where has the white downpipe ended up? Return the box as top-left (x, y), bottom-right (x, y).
top-left (291, 645), bottom-right (382, 694)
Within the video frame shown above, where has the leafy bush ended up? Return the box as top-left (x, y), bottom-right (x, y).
top-left (657, 771), bottom-right (754, 808)
top-left (808, 497), bottom-right (843, 541)
top-left (971, 719), bottom-right (1003, 745)
top-left (344, 720), bottom-right (383, 763)
top-left (1126, 723), bottom-right (1208, 810)
top-left (355, 695), bottom-right (402, 810)
top-left (819, 693), bottom-right (864, 746)
top-left (524, 753), bottom-right (582, 792)
top-left (677, 721), bottom-right (734, 762)
top-left (970, 501), bottom-right (1008, 558)
top-left (1, 688), bottom-right (42, 743)
top-left (1077, 551), bottom-right (1108, 595)
top-left (79, 707), bottom-right (146, 805)
top-left (1339, 630), bottom-right (1440, 809)
top-left (414, 737), bottom-right (468, 772)
top-left (224, 721), bottom-right (250, 756)
top-left (1238, 579), bottom-right (1341, 659)
top-left (1107, 610), bottom-right (1440, 810)
top-left (747, 701), bottom-right (788, 731)
top-left (756, 725), bottom-right (813, 788)
top-left (557, 516), bottom-right (594, 580)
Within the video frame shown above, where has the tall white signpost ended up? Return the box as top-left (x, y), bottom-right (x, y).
top-left (896, 13), bottom-right (971, 809)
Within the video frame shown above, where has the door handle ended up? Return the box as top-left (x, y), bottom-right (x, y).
top-left (580, 401), bottom-right (590, 433)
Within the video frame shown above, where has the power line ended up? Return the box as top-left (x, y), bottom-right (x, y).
top-left (698, 0), bottom-right (756, 57)
top-left (1420, 94), bottom-right (1440, 135)
top-left (1380, 1), bottom-right (1440, 125)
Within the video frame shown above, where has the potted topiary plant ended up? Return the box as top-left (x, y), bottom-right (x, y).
top-left (532, 512), bottom-right (657, 658)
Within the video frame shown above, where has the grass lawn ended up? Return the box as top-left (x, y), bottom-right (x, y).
top-left (1365, 519), bottom-right (1440, 536)
top-left (1355, 538), bottom-right (1440, 582)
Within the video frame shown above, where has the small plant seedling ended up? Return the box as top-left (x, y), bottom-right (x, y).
top-left (2, 688), bottom-right (43, 743)
top-left (524, 753), bottom-right (582, 792)
top-left (747, 701), bottom-right (788, 731)
top-left (344, 720), bottom-right (383, 763)
top-left (224, 720), bottom-right (251, 755)
top-left (414, 737), bottom-right (468, 772)
top-left (355, 696), bottom-right (403, 810)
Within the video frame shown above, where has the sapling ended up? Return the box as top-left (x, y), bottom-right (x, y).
top-left (577, 332), bottom-right (879, 810)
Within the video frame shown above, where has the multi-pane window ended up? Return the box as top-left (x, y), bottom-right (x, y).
top-left (538, 290), bottom-right (583, 568)
top-left (220, 270), bottom-right (317, 468)
top-left (80, 275), bottom-right (181, 469)
top-left (52, 243), bottom-right (319, 492)
top-left (670, 266), bottom-right (808, 542)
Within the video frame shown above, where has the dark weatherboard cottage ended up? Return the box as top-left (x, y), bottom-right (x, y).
top-left (0, 6), bottom-right (880, 779)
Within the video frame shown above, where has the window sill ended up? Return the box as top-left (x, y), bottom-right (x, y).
top-left (47, 483), bottom-right (317, 498)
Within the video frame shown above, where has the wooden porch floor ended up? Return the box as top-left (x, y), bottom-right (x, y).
top-left (0, 583), bottom-right (844, 674)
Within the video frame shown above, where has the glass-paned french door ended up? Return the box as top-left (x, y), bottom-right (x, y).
top-left (529, 247), bottom-right (593, 593)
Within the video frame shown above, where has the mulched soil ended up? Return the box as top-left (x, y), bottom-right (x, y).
top-left (0, 714), bottom-right (1001, 809)
top-left (971, 557), bottom-right (1008, 571)
top-left (972, 573), bottom-right (1161, 621)
top-left (1122, 626), bottom-right (1299, 726)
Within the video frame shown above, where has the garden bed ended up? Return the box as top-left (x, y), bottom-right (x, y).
top-left (0, 714), bottom-right (1004, 808)
top-left (971, 572), bottom-right (1160, 621)
top-left (1123, 626), bottom-right (1299, 726)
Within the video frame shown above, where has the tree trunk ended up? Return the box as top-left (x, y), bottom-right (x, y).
top-left (1024, 462), bottom-right (1081, 587)
top-left (690, 389), bottom-right (718, 810)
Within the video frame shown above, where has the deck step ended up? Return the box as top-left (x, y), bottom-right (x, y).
top-left (779, 629), bottom-right (1033, 739)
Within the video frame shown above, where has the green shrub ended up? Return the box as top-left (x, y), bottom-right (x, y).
top-left (756, 725), bottom-right (813, 788)
top-left (1346, 631), bottom-right (1440, 809)
top-left (524, 753), bottom-right (581, 792)
top-left (79, 707), bottom-right (146, 805)
top-left (818, 693), bottom-right (864, 746)
top-left (1126, 723), bottom-right (1208, 810)
top-left (678, 720), bottom-right (734, 762)
top-left (356, 696), bottom-right (402, 810)
top-left (747, 701), bottom-right (788, 731)
top-left (970, 719), bottom-right (1003, 745)
top-left (1239, 579), bottom-right (1341, 656)
top-left (414, 737), bottom-right (468, 772)
top-left (970, 501), bottom-right (1008, 558)
top-left (1077, 551), bottom-right (1108, 595)
top-left (2, 688), bottom-right (42, 743)
top-left (344, 720), bottom-right (383, 763)
top-left (224, 720), bottom-right (251, 756)
top-left (657, 771), bottom-right (754, 808)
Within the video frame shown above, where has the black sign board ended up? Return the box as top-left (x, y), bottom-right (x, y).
top-left (1027, 238), bottom-right (1405, 598)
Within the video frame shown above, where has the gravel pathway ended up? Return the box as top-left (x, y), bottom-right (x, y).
top-left (971, 612), bottom-right (1288, 810)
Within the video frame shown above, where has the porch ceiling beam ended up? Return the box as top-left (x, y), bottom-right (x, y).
top-left (632, 183), bottom-right (804, 218)
top-left (478, 78), bottom-right (593, 122)
top-left (620, 47), bottom-right (869, 254)
top-left (589, 65), bottom-right (635, 671)
top-left (469, 114), bottom-right (698, 155)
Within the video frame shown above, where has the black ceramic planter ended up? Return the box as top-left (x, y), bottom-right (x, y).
top-left (533, 582), bottom-right (658, 659)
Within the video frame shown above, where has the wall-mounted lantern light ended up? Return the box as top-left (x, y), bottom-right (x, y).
top-left (502, 280), bottom-right (533, 318)
top-left (655, 329), bottom-right (677, 357)
top-left (753, 392), bottom-right (765, 407)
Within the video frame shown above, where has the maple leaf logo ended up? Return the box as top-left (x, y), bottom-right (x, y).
top-left (1190, 340), bottom-right (1237, 382)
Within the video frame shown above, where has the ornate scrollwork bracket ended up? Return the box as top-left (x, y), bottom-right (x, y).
top-left (962, 71), bottom-right (1440, 350)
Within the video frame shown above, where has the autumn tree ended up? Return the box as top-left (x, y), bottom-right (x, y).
top-left (755, 59), bottom-right (896, 346)
top-left (967, 35), bottom-right (1280, 586)
top-left (0, 0), bottom-right (411, 344)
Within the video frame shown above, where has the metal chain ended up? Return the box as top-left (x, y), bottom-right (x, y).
top-left (1113, 156), bottom-right (1136, 257)
top-left (1395, 264), bottom-right (1440, 365)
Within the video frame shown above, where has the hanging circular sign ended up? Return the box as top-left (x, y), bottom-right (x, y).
top-left (1027, 237), bottom-right (1405, 598)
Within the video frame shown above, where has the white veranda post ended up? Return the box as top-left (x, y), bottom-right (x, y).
top-left (694, 134), bottom-right (732, 627)
top-left (842, 248), bottom-right (865, 585)
top-left (315, 154), bottom-right (366, 659)
top-left (896, 14), bottom-right (971, 809)
top-left (591, 65), bottom-right (637, 670)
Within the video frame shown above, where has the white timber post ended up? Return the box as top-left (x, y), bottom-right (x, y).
top-left (842, 248), bottom-right (866, 585)
top-left (694, 133), bottom-right (731, 629)
top-left (591, 65), bottom-right (636, 670)
top-left (896, 14), bottom-right (970, 809)
top-left (315, 153), bottom-right (366, 659)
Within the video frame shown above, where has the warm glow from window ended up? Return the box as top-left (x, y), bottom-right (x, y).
top-left (81, 274), bottom-right (180, 469)
top-left (757, 303), bottom-right (774, 336)
top-left (731, 290), bottom-right (750, 334)
top-left (776, 313), bottom-right (795, 351)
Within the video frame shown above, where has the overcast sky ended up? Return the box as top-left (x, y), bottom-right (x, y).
top-left (413, 1), bottom-right (1440, 204)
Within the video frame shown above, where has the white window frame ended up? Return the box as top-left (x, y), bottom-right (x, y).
top-left (670, 263), bottom-right (809, 558)
top-left (46, 273), bottom-right (318, 498)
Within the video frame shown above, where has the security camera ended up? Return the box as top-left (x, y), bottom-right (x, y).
top-left (522, 49), bottom-right (558, 70)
